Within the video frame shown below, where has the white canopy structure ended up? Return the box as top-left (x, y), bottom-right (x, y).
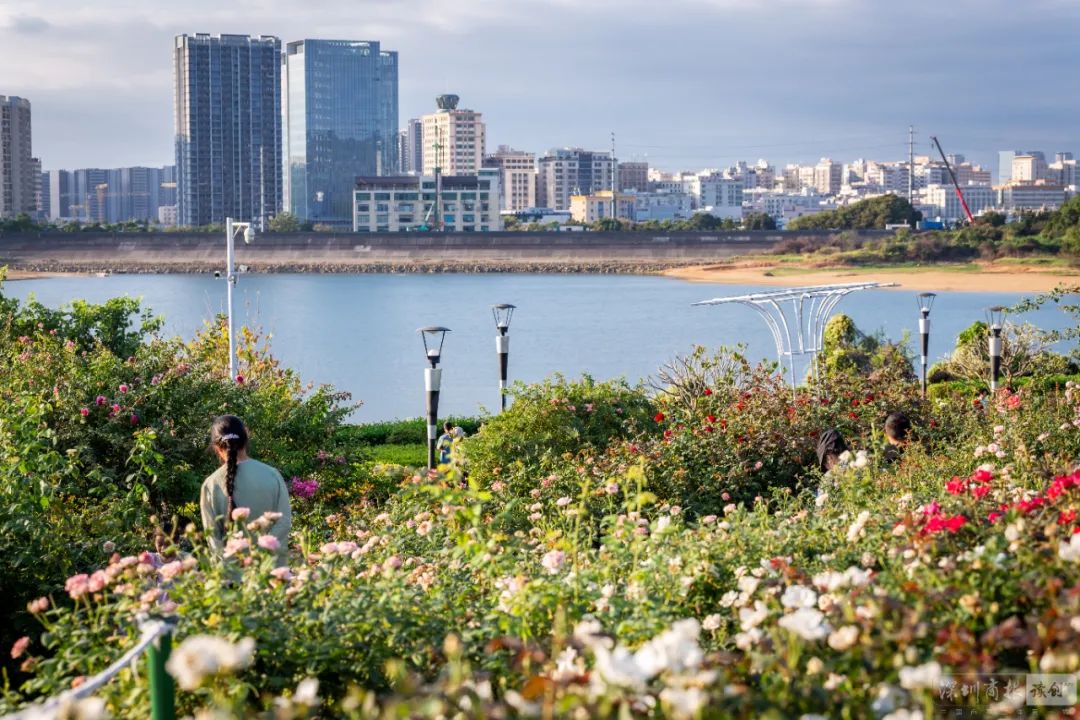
top-left (693, 282), bottom-right (897, 390)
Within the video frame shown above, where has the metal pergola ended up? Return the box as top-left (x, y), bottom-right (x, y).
top-left (692, 282), bottom-right (896, 390)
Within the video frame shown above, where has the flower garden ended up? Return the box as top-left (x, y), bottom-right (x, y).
top-left (1, 276), bottom-right (1079, 719)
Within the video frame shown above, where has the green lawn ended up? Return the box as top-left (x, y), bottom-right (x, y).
top-left (366, 443), bottom-right (427, 467)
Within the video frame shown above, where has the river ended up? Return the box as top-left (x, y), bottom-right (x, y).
top-left (4, 273), bottom-right (1073, 420)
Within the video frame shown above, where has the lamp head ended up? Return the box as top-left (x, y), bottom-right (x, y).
top-left (986, 305), bottom-right (1006, 332)
top-left (418, 326), bottom-right (451, 367)
top-left (243, 226), bottom-right (255, 244)
top-left (492, 304), bottom-right (516, 335)
top-left (916, 292), bottom-right (936, 316)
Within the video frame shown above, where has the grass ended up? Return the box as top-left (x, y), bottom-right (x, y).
top-left (367, 443), bottom-right (427, 467)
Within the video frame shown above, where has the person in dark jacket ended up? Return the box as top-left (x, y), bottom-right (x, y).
top-left (816, 428), bottom-right (849, 474)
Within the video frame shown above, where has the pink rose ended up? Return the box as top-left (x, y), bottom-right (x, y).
top-left (257, 535), bottom-right (281, 552)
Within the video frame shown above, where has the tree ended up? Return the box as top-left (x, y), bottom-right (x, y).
top-left (742, 212), bottom-right (777, 230)
top-left (268, 212), bottom-right (301, 233)
top-left (786, 194), bottom-right (921, 231)
top-left (1045, 194), bottom-right (1080, 239)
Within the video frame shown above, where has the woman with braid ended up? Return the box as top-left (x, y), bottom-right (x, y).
top-left (199, 415), bottom-right (292, 565)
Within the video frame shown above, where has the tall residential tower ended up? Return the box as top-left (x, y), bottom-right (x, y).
top-left (421, 95), bottom-right (486, 176)
top-left (173, 33), bottom-right (282, 227)
top-left (0, 96), bottom-right (35, 219)
top-left (283, 39), bottom-right (399, 227)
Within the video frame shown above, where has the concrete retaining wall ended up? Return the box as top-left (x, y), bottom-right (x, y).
top-left (0, 230), bottom-right (891, 273)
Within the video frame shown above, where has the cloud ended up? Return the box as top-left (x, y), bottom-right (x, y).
top-left (0, 0), bottom-right (1074, 172)
top-left (8, 15), bottom-right (50, 33)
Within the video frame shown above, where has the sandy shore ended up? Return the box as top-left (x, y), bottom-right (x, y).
top-left (3, 269), bottom-right (86, 281)
top-left (665, 261), bottom-right (1078, 293)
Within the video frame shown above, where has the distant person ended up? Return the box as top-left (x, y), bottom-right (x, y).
top-left (437, 421), bottom-right (455, 465)
top-left (881, 411), bottom-right (912, 464)
top-left (200, 415), bottom-right (291, 565)
top-left (816, 428), bottom-right (849, 474)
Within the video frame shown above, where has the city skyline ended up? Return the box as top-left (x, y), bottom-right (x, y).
top-left (0, 0), bottom-right (1077, 174)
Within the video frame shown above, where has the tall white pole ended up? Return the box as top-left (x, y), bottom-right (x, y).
top-left (225, 217), bottom-right (236, 382)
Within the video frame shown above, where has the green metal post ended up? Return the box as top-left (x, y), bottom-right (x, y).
top-left (147, 631), bottom-right (176, 720)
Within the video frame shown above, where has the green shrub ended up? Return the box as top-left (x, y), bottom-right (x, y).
top-left (462, 375), bottom-right (655, 497)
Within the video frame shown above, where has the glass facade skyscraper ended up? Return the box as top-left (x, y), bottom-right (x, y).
top-left (283, 39), bottom-right (399, 227)
top-left (174, 34), bottom-right (282, 228)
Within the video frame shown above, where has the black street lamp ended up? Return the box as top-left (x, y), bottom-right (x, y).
top-left (492, 304), bottom-right (516, 412)
top-left (986, 306), bottom-right (1006, 393)
top-left (418, 326), bottom-right (450, 470)
top-left (916, 292), bottom-right (936, 397)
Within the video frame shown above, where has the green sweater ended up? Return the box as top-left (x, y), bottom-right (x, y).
top-left (200, 458), bottom-right (292, 562)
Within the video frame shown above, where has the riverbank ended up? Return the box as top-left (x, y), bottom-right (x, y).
top-left (665, 258), bottom-right (1078, 292)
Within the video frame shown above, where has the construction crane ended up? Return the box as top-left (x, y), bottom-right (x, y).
top-left (929, 135), bottom-right (975, 225)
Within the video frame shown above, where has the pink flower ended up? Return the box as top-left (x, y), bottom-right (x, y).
top-left (224, 537), bottom-right (250, 557)
top-left (1006, 394), bottom-right (1021, 410)
top-left (491, 481), bottom-right (506, 492)
top-left (65, 574), bottom-right (90, 599)
top-left (140, 588), bottom-right (162, 604)
top-left (150, 374), bottom-right (162, 386)
top-left (235, 374), bottom-right (245, 384)
top-left (80, 407), bottom-right (90, 417)
top-left (270, 567), bottom-right (294, 581)
top-left (10, 637), bottom-right (29, 659)
top-left (541, 549), bottom-right (566, 574)
top-left (555, 496), bottom-right (572, 507)
top-left (95, 395), bottom-right (107, 406)
top-left (158, 561), bottom-right (184, 580)
top-left (383, 555), bottom-right (402, 571)
top-left (27, 597), bottom-right (48, 614)
top-left (118, 384), bottom-right (129, 394)
top-left (289, 477), bottom-right (319, 500)
top-left (130, 414), bottom-right (139, 425)
top-left (231, 507), bottom-right (251, 521)
top-left (257, 535), bottom-right (281, 552)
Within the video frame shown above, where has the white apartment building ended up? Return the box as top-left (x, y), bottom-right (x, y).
top-left (743, 187), bottom-right (833, 223)
top-left (536, 148), bottom-right (615, 212)
top-left (353, 168), bottom-right (502, 232)
top-left (691, 174), bottom-right (744, 219)
top-left (631, 192), bottom-right (692, 222)
top-left (998, 183), bottom-right (1068, 212)
top-left (421, 95), bottom-right (486, 176)
top-left (1011, 154), bottom-right (1049, 183)
top-left (483, 145), bottom-right (536, 212)
top-left (921, 184), bottom-right (997, 221)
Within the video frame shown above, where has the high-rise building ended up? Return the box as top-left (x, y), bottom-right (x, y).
top-left (813, 158), bottom-right (842, 195)
top-left (1012, 153), bottom-right (1049, 184)
top-left (399, 118), bottom-right (423, 175)
top-left (45, 166), bottom-right (176, 223)
top-left (536, 148), bottom-right (615, 212)
top-left (283, 39), bottom-right (399, 227)
top-left (173, 33), bottom-right (282, 227)
top-left (483, 146), bottom-right (536, 212)
top-left (0, 96), bottom-right (35, 219)
top-left (421, 95), bottom-right (486, 176)
top-left (618, 161), bottom-right (649, 192)
top-left (998, 151), bottom-right (1018, 184)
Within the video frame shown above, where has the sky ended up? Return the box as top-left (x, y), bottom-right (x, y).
top-left (1, 0), bottom-right (1077, 175)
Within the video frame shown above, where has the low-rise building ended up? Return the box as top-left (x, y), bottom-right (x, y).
top-left (353, 168), bottom-right (502, 232)
top-left (921, 184), bottom-right (996, 221)
top-left (998, 182), bottom-right (1068, 212)
top-left (630, 191), bottom-right (692, 222)
top-left (569, 190), bottom-right (635, 223)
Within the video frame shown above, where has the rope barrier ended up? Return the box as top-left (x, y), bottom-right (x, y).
top-left (2, 616), bottom-right (177, 720)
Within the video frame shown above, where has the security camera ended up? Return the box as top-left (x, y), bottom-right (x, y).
top-left (213, 270), bottom-right (221, 279)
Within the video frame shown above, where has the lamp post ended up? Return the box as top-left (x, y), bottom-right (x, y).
top-left (986, 306), bottom-right (1006, 393)
top-left (492, 304), bottom-right (516, 412)
top-left (224, 218), bottom-right (254, 382)
top-left (419, 326), bottom-right (450, 470)
top-left (916, 292), bottom-right (936, 397)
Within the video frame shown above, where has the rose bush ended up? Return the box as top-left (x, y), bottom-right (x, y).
top-left (3, 286), bottom-right (1080, 718)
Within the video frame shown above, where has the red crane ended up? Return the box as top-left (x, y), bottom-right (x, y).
top-left (929, 135), bottom-right (975, 224)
